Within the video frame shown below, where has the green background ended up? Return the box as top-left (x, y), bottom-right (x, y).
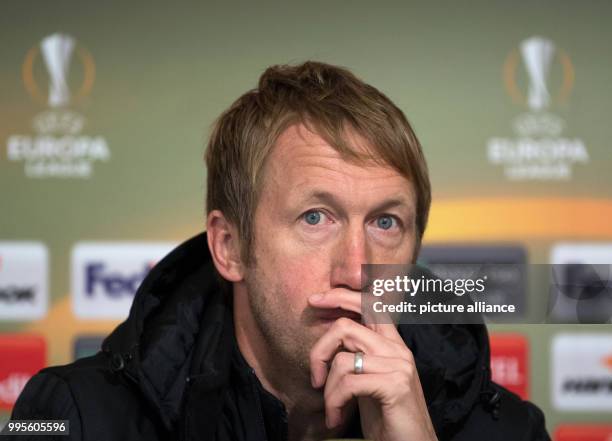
top-left (1, 0), bottom-right (611, 435)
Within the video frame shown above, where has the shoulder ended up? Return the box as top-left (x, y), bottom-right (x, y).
top-left (9, 355), bottom-right (103, 440)
top-left (11, 352), bottom-right (164, 441)
top-left (449, 383), bottom-right (551, 441)
top-left (14, 352), bottom-right (122, 412)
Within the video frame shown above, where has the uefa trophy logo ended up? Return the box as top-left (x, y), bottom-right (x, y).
top-left (22, 32), bottom-right (95, 112)
top-left (520, 36), bottom-right (555, 112)
top-left (503, 35), bottom-right (574, 115)
top-left (6, 32), bottom-right (110, 179)
top-left (40, 33), bottom-right (76, 108)
top-left (485, 35), bottom-right (588, 181)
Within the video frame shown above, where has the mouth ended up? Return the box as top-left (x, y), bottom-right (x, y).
top-left (314, 308), bottom-right (362, 323)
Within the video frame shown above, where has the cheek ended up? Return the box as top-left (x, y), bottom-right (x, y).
top-left (380, 241), bottom-right (416, 264)
top-left (253, 236), bottom-right (330, 306)
top-left (256, 221), bottom-right (331, 286)
top-left (277, 254), bottom-right (330, 304)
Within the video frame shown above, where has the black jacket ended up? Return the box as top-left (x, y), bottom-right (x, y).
top-left (10, 232), bottom-right (550, 441)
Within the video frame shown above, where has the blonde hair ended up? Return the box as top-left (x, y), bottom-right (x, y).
top-left (205, 61), bottom-right (431, 266)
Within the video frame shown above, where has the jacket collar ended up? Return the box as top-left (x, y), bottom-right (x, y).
top-left (102, 232), bottom-right (231, 432)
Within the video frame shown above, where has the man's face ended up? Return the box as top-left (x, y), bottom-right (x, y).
top-left (242, 123), bottom-right (417, 381)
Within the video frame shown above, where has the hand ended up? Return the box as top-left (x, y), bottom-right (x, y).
top-left (308, 290), bottom-right (438, 441)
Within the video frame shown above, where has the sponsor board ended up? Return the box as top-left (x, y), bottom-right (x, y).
top-left (0, 242), bottom-right (48, 321)
top-left (552, 333), bottom-right (612, 411)
top-left (5, 33), bottom-right (110, 179)
top-left (551, 244), bottom-right (612, 265)
top-left (418, 245), bottom-right (527, 319)
top-left (489, 333), bottom-right (529, 399)
top-left (73, 336), bottom-right (105, 360)
top-left (0, 335), bottom-right (46, 410)
top-left (71, 242), bottom-right (175, 319)
top-left (549, 244), bottom-right (612, 324)
top-left (554, 424), bottom-right (612, 441)
top-left (486, 36), bottom-right (588, 181)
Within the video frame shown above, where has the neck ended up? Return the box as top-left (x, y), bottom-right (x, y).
top-left (232, 288), bottom-right (353, 441)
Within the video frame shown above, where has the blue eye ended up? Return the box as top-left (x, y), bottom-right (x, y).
top-left (377, 215), bottom-right (395, 230)
top-left (304, 211), bottom-right (322, 225)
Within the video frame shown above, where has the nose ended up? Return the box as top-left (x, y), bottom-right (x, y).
top-left (330, 224), bottom-right (370, 292)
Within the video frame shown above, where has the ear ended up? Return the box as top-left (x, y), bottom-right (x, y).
top-left (206, 210), bottom-right (244, 283)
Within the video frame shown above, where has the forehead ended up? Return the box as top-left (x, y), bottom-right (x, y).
top-left (261, 124), bottom-right (415, 206)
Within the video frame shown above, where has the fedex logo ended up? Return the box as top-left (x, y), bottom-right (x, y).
top-left (85, 262), bottom-right (154, 297)
top-left (71, 242), bottom-right (175, 319)
top-left (0, 242), bottom-right (48, 321)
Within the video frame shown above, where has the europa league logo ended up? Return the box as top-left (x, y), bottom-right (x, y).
top-left (40, 33), bottom-right (75, 108)
top-left (520, 37), bottom-right (555, 111)
top-left (10, 32), bottom-right (110, 180)
top-left (22, 32), bottom-right (95, 108)
top-left (503, 35), bottom-right (574, 111)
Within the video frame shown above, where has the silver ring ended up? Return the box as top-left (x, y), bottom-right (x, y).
top-left (354, 351), bottom-right (364, 374)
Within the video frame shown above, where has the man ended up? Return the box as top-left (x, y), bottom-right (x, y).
top-left (11, 61), bottom-right (550, 440)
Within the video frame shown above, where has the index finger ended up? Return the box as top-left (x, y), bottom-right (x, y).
top-left (309, 289), bottom-right (403, 343)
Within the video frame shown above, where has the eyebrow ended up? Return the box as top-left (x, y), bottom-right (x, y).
top-left (300, 190), bottom-right (414, 218)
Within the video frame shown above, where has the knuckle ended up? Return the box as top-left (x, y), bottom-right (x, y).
top-left (334, 317), bottom-right (353, 332)
top-left (332, 351), bottom-right (350, 371)
top-left (392, 370), bottom-right (410, 387)
top-left (340, 374), bottom-right (354, 390)
top-left (330, 354), bottom-right (342, 372)
top-left (396, 343), bottom-right (414, 361)
top-left (402, 363), bottom-right (415, 381)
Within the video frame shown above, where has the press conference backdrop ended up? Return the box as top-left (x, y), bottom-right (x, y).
top-left (1, 1), bottom-right (611, 438)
